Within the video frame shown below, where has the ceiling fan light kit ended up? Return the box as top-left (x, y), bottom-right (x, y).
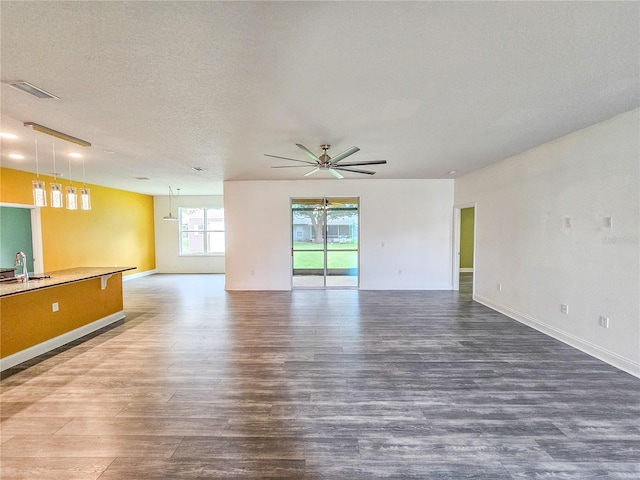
top-left (265, 144), bottom-right (387, 178)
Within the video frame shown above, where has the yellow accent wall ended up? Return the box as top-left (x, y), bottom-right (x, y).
top-left (0, 168), bottom-right (155, 274)
top-left (460, 207), bottom-right (475, 269)
top-left (1, 274), bottom-right (123, 358)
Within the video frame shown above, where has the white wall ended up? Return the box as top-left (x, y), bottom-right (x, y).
top-left (154, 195), bottom-right (225, 273)
top-left (455, 108), bottom-right (640, 377)
top-left (224, 179), bottom-right (454, 291)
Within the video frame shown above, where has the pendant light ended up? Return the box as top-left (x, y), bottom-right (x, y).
top-left (163, 187), bottom-right (178, 221)
top-left (80, 154), bottom-right (91, 210)
top-left (66, 152), bottom-right (78, 210)
top-left (66, 186), bottom-right (78, 210)
top-left (32, 138), bottom-right (47, 207)
top-left (50, 181), bottom-right (63, 208)
top-left (50, 142), bottom-right (63, 208)
top-left (80, 187), bottom-right (91, 210)
top-left (24, 122), bottom-right (92, 210)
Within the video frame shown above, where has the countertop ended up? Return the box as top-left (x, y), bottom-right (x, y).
top-left (0, 267), bottom-right (136, 298)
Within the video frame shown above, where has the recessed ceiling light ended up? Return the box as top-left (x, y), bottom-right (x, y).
top-left (9, 153), bottom-right (24, 159)
top-left (6, 81), bottom-right (59, 99)
top-left (0, 132), bottom-right (18, 139)
top-left (102, 149), bottom-right (115, 154)
top-left (69, 153), bottom-right (83, 158)
top-left (135, 177), bottom-right (150, 180)
top-left (448, 170), bottom-right (456, 175)
top-left (191, 167), bottom-right (207, 172)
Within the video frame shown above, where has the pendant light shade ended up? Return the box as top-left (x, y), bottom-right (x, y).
top-left (50, 182), bottom-right (64, 208)
top-left (80, 187), bottom-right (91, 210)
top-left (66, 186), bottom-right (78, 210)
top-left (32, 179), bottom-right (47, 207)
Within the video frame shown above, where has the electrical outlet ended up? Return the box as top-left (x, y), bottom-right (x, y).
top-left (563, 217), bottom-right (571, 228)
top-left (604, 217), bottom-right (613, 228)
top-left (497, 283), bottom-right (502, 291)
top-left (561, 304), bottom-right (569, 314)
top-left (52, 302), bottom-right (59, 312)
top-left (599, 316), bottom-right (610, 328)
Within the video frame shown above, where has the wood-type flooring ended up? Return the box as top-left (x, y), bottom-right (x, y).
top-left (1, 273), bottom-right (639, 479)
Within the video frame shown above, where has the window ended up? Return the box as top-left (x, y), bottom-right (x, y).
top-left (179, 207), bottom-right (225, 255)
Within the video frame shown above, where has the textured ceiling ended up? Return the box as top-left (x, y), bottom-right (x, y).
top-left (1, 1), bottom-right (638, 196)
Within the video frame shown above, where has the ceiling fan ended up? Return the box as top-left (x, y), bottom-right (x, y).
top-left (265, 144), bottom-right (387, 179)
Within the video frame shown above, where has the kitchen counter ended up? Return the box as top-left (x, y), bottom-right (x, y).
top-left (1, 266), bottom-right (136, 371)
top-left (0, 266), bottom-right (136, 298)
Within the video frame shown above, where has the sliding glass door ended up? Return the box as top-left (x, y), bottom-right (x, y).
top-left (291, 197), bottom-right (359, 288)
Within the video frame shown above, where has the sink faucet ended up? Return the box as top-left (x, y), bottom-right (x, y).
top-left (14, 251), bottom-right (29, 282)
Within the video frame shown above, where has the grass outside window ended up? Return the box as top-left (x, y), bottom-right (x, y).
top-left (293, 242), bottom-right (358, 269)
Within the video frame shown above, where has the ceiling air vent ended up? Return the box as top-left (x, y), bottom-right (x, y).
top-left (5, 81), bottom-right (59, 99)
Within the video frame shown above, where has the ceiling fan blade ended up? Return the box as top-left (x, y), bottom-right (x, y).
top-left (333, 166), bottom-right (376, 175)
top-left (264, 154), bottom-right (317, 165)
top-left (296, 144), bottom-right (321, 162)
top-left (329, 168), bottom-right (344, 179)
top-left (329, 146), bottom-right (360, 164)
top-left (271, 165), bottom-right (316, 168)
top-left (303, 167), bottom-right (320, 177)
top-left (335, 160), bottom-right (387, 167)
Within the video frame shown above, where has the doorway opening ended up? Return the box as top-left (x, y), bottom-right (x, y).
top-left (291, 197), bottom-right (359, 289)
top-left (0, 203), bottom-right (44, 275)
top-left (453, 203), bottom-right (476, 295)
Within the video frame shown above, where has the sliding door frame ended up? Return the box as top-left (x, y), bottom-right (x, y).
top-left (291, 197), bottom-right (359, 289)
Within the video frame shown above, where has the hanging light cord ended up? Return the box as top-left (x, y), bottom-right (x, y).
top-left (52, 142), bottom-right (57, 178)
top-left (34, 138), bottom-right (39, 177)
top-left (68, 153), bottom-right (73, 186)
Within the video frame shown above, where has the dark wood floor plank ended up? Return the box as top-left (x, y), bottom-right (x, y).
top-left (96, 458), bottom-right (306, 480)
top-left (0, 435), bottom-right (183, 458)
top-left (1, 273), bottom-right (639, 479)
top-left (503, 462), bottom-right (640, 479)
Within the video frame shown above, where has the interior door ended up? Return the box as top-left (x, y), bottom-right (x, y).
top-left (291, 197), bottom-right (359, 288)
top-left (0, 206), bottom-right (35, 273)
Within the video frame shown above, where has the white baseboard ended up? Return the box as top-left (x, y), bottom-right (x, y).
top-left (459, 268), bottom-right (474, 273)
top-left (474, 294), bottom-right (640, 379)
top-left (0, 311), bottom-right (125, 372)
top-left (123, 269), bottom-right (157, 281)
top-left (155, 270), bottom-right (225, 274)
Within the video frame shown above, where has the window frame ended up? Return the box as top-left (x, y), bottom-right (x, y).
top-left (178, 207), bottom-right (225, 256)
